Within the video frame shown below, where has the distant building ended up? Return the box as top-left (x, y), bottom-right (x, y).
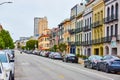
top-left (50, 27), bottom-right (59, 47)
top-left (34, 17), bottom-right (41, 37)
top-left (34, 16), bottom-right (48, 37)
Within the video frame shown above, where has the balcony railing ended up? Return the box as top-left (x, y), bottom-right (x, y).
top-left (83, 25), bottom-right (91, 32)
top-left (68, 41), bottom-right (75, 46)
top-left (75, 27), bottom-right (83, 33)
top-left (68, 29), bottom-right (75, 34)
top-left (104, 0), bottom-right (110, 3)
top-left (93, 20), bottom-right (103, 28)
top-left (82, 40), bottom-right (92, 46)
top-left (104, 14), bottom-right (118, 23)
top-left (70, 15), bottom-right (76, 20)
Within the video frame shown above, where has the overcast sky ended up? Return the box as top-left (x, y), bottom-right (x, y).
top-left (0, 0), bottom-right (84, 41)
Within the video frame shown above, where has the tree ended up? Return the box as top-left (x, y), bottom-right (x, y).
top-left (49, 45), bottom-right (58, 52)
top-left (0, 36), bottom-right (5, 49)
top-left (58, 43), bottom-right (67, 52)
top-left (0, 29), bottom-right (14, 49)
top-left (26, 40), bottom-right (38, 50)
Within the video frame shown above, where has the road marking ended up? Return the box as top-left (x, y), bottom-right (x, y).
top-left (50, 60), bottom-right (114, 80)
top-left (58, 74), bottom-right (64, 79)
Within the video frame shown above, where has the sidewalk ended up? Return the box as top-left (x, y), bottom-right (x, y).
top-left (78, 58), bottom-right (84, 65)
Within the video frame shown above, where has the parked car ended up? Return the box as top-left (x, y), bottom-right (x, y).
top-left (84, 55), bottom-right (102, 69)
top-left (49, 52), bottom-right (55, 58)
top-left (33, 50), bottom-right (39, 55)
top-left (0, 51), bottom-right (14, 80)
top-left (45, 51), bottom-right (51, 57)
top-left (52, 52), bottom-right (62, 60)
top-left (97, 55), bottom-right (120, 73)
top-left (63, 54), bottom-right (78, 63)
top-left (0, 60), bottom-right (10, 80)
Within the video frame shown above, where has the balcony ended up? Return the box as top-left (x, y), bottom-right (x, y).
top-left (104, 0), bottom-right (110, 3)
top-left (75, 41), bottom-right (83, 46)
top-left (83, 25), bottom-right (91, 32)
top-left (68, 41), bottom-right (75, 46)
top-left (92, 38), bottom-right (105, 44)
top-left (70, 15), bottom-right (76, 21)
top-left (104, 36), bottom-right (112, 43)
top-left (93, 20), bottom-right (103, 28)
top-left (82, 40), bottom-right (92, 46)
top-left (104, 15), bottom-right (118, 24)
top-left (75, 27), bottom-right (83, 33)
top-left (68, 29), bottom-right (75, 34)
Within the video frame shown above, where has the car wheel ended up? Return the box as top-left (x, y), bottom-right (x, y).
top-left (105, 65), bottom-right (110, 73)
top-left (9, 72), bottom-right (12, 80)
top-left (96, 64), bottom-right (100, 71)
top-left (84, 64), bottom-right (87, 68)
top-left (90, 63), bottom-right (93, 69)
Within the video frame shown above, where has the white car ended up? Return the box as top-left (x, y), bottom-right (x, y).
top-left (0, 51), bottom-right (13, 80)
top-left (0, 61), bottom-right (9, 80)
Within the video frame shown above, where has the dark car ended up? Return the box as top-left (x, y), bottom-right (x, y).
top-left (97, 55), bottom-right (120, 73)
top-left (84, 55), bottom-right (102, 69)
top-left (63, 54), bottom-right (78, 63)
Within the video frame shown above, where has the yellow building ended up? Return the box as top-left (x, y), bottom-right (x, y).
top-left (92, 0), bottom-right (105, 56)
top-left (62, 19), bottom-right (71, 53)
top-left (38, 29), bottom-right (51, 50)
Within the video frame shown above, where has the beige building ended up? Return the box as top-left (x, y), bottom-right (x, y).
top-left (38, 29), bottom-right (51, 50)
top-left (38, 16), bottom-right (48, 36)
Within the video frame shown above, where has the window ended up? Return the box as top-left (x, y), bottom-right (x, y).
top-left (89, 32), bottom-right (91, 41)
top-left (87, 18), bottom-right (89, 27)
top-left (107, 7), bottom-right (110, 20)
top-left (98, 12), bottom-right (100, 21)
top-left (115, 3), bottom-right (118, 18)
top-left (107, 27), bottom-right (109, 37)
top-left (79, 34), bottom-right (80, 41)
top-left (115, 24), bottom-right (118, 36)
top-left (81, 34), bottom-right (82, 42)
top-left (111, 5), bottom-right (114, 19)
top-left (111, 25), bottom-right (113, 36)
top-left (87, 33), bottom-right (88, 41)
top-left (90, 17), bottom-right (91, 28)
top-left (101, 11), bottom-right (103, 21)
top-left (85, 34), bottom-right (86, 41)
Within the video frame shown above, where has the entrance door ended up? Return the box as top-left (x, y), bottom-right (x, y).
top-left (95, 48), bottom-right (99, 55)
top-left (87, 48), bottom-right (91, 56)
top-left (112, 48), bottom-right (117, 55)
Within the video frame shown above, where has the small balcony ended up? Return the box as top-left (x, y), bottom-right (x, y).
top-left (93, 20), bottom-right (103, 28)
top-left (70, 15), bottom-right (76, 21)
top-left (75, 27), bottom-right (83, 33)
top-left (104, 15), bottom-right (118, 24)
top-left (68, 29), bottom-right (75, 35)
top-left (104, 36), bottom-right (112, 43)
top-left (83, 25), bottom-right (91, 32)
top-left (68, 41), bottom-right (75, 46)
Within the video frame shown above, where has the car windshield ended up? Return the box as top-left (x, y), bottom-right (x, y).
top-left (112, 60), bottom-right (120, 64)
top-left (89, 55), bottom-right (102, 60)
top-left (0, 54), bottom-right (8, 63)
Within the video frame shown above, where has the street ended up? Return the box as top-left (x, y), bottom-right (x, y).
top-left (15, 50), bottom-right (120, 80)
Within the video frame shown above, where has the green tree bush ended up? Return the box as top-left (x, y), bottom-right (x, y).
top-left (26, 40), bottom-right (38, 50)
top-left (0, 29), bottom-right (14, 49)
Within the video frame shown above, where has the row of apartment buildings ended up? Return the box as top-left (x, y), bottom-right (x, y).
top-left (38, 0), bottom-right (120, 56)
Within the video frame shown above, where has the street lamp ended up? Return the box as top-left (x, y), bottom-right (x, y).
top-left (0, 2), bottom-right (12, 5)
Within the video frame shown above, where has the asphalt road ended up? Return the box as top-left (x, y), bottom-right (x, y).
top-left (14, 50), bottom-right (120, 80)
